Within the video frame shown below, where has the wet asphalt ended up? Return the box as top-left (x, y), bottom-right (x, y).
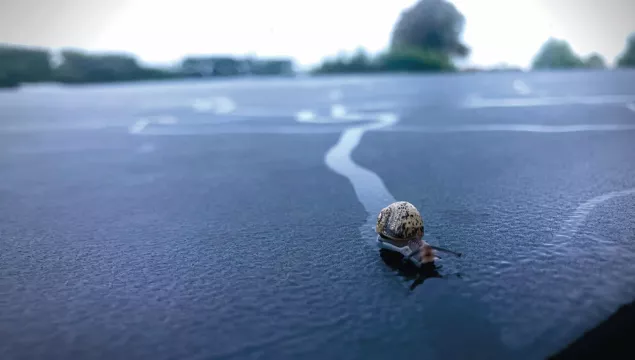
top-left (1, 70), bottom-right (635, 360)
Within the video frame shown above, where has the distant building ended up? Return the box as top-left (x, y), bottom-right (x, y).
top-left (181, 56), bottom-right (245, 76)
top-left (247, 58), bottom-right (294, 75)
top-left (181, 56), bottom-right (294, 77)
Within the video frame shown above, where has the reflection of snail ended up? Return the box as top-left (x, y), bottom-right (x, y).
top-left (379, 249), bottom-right (445, 290)
top-left (376, 201), bottom-right (462, 267)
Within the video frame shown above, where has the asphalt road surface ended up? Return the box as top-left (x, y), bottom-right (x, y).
top-left (2, 70), bottom-right (635, 360)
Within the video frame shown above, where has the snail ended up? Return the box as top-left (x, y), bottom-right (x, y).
top-left (376, 201), bottom-right (462, 266)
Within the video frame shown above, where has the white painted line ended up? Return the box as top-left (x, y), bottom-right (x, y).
top-left (296, 110), bottom-right (316, 123)
top-left (323, 112), bottom-right (398, 249)
top-left (192, 99), bottom-right (215, 112)
top-left (513, 79), bottom-right (531, 95)
top-left (130, 115), bottom-right (179, 135)
top-left (294, 104), bottom-right (404, 262)
top-left (504, 187), bottom-right (635, 348)
top-left (464, 94), bottom-right (635, 109)
top-left (331, 104), bottom-right (347, 118)
top-left (215, 97), bottom-right (236, 114)
top-left (192, 97), bottom-right (236, 114)
top-left (139, 126), bottom-right (345, 135)
top-left (0, 123), bottom-right (114, 133)
top-left (557, 188), bottom-right (635, 240)
top-left (383, 124), bottom-right (635, 133)
top-left (296, 106), bottom-right (389, 124)
top-left (331, 105), bottom-right (386, 121)
top-left (627, 102), bottom-right (635, 113)
top-left (129, 118), bottom-right (150, 134)
top-left (377, 114), bottom-right (398, 123)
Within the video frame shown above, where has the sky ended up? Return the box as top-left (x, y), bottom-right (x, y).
top-left (0, 0), bottom-right (633, 69)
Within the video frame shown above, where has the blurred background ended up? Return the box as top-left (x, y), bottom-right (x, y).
top-left (1, 0), bottom-right (634, 86)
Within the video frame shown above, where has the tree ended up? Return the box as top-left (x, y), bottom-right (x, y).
top-left (391, 0), bottom-right (469, 58)
top-left (312, 49), bottom-right (377, 74)
top-left (377, 48), bottom-right (454, 72)
top-left (0, 72), bottom-right (20, 88)
top-left (250, 59), bottom-right (294, 76)
top-left (0, 45), bottom-right (52, 87)
top-left (54, 50), bottom-right (137, 83)
top-left (617, 33), bottom-right (635, 68)
top-left (584, 53), bottom-right (607, 69)
top-left (531, 38), bottom-right (584, 69)
top-left (53, 50), bottom-right (172, 83)
top-left (347, 48), bottom-right (374, 73)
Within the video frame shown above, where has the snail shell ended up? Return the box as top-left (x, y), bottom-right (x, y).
top-left (375, 201), bottom-right (424, 242)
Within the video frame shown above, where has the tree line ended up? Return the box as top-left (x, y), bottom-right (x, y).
top-left (2, 0), bottom-right (635, 88)
top-left (313, 0), bottom-right (467, 74)
top-left (0, 48), bottom-right (295, 88)
top-left (313, 0), bottom-right (635, 74)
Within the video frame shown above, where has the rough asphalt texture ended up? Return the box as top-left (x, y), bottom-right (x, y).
top-left (1, 70), bottom-right (635, 359)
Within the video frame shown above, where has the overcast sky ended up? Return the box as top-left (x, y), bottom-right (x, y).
top-left (0, 0), bottom-right (633, 68)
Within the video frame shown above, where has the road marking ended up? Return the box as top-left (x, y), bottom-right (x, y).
top-left (627, 102), bottom-right (635, 113)
top-left (296, 110), bottom-right (317, 123)
top-left (384, 124), bottom-right (635, 133)
top-left (294, 102), bottom-right (408, 256)
top-left (215, 97), bottom-right (236, 114)
top-left (464, 94), bottom-right (635, 108)
top-left (295, 110), bottom-right (342, 123)
top-left (129, 119), bottom-right (151, 134)
top-left (192, 97), bottom-right (236, 114)
top-left (512, 79), bottom-right (531, 95)
top-left (539, 188), bottom-right (635, 339)
top-left (556, 188), bottom-right (635, 240)
top-left (323, 111), bottom-right (398, 250)
top-left (331, 104), bottom-right (347, 118)
top-left (129, 116), bottom-right (179, 134)
top-left (192, 99), bottom-right (215, 112)
top-left (295, 105), bottom-right (381, 124)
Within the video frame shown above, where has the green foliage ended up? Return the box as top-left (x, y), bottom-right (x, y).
top-left (313, 1), bottom-right (468, 76)
top-left (617, 33), bottom-right (635, 68)
top-left (346, 49), bottom-right (375, 72)
top-left (313, 47), bottom-right (454, 74)
top-left (0, 72), bottom-right (20, 88)
top-left (532, 39), bottom-right (584, 69)
top-left (249, 59), bottom-right (294, 75)
top-left (391, 0), bottom-right (469, 58)
top-left (53, 50), bottom-right (173, 83)
top-left (312, 49), bottom-right (377, 74)
top-left (584, 53), bottom-right (607, 69)
top-left (1, 47), bottom-right (294, 87)
top-left (377, 48), bottom-right (454, 72)
top-left (0, 45), bottom-right (52, 87)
